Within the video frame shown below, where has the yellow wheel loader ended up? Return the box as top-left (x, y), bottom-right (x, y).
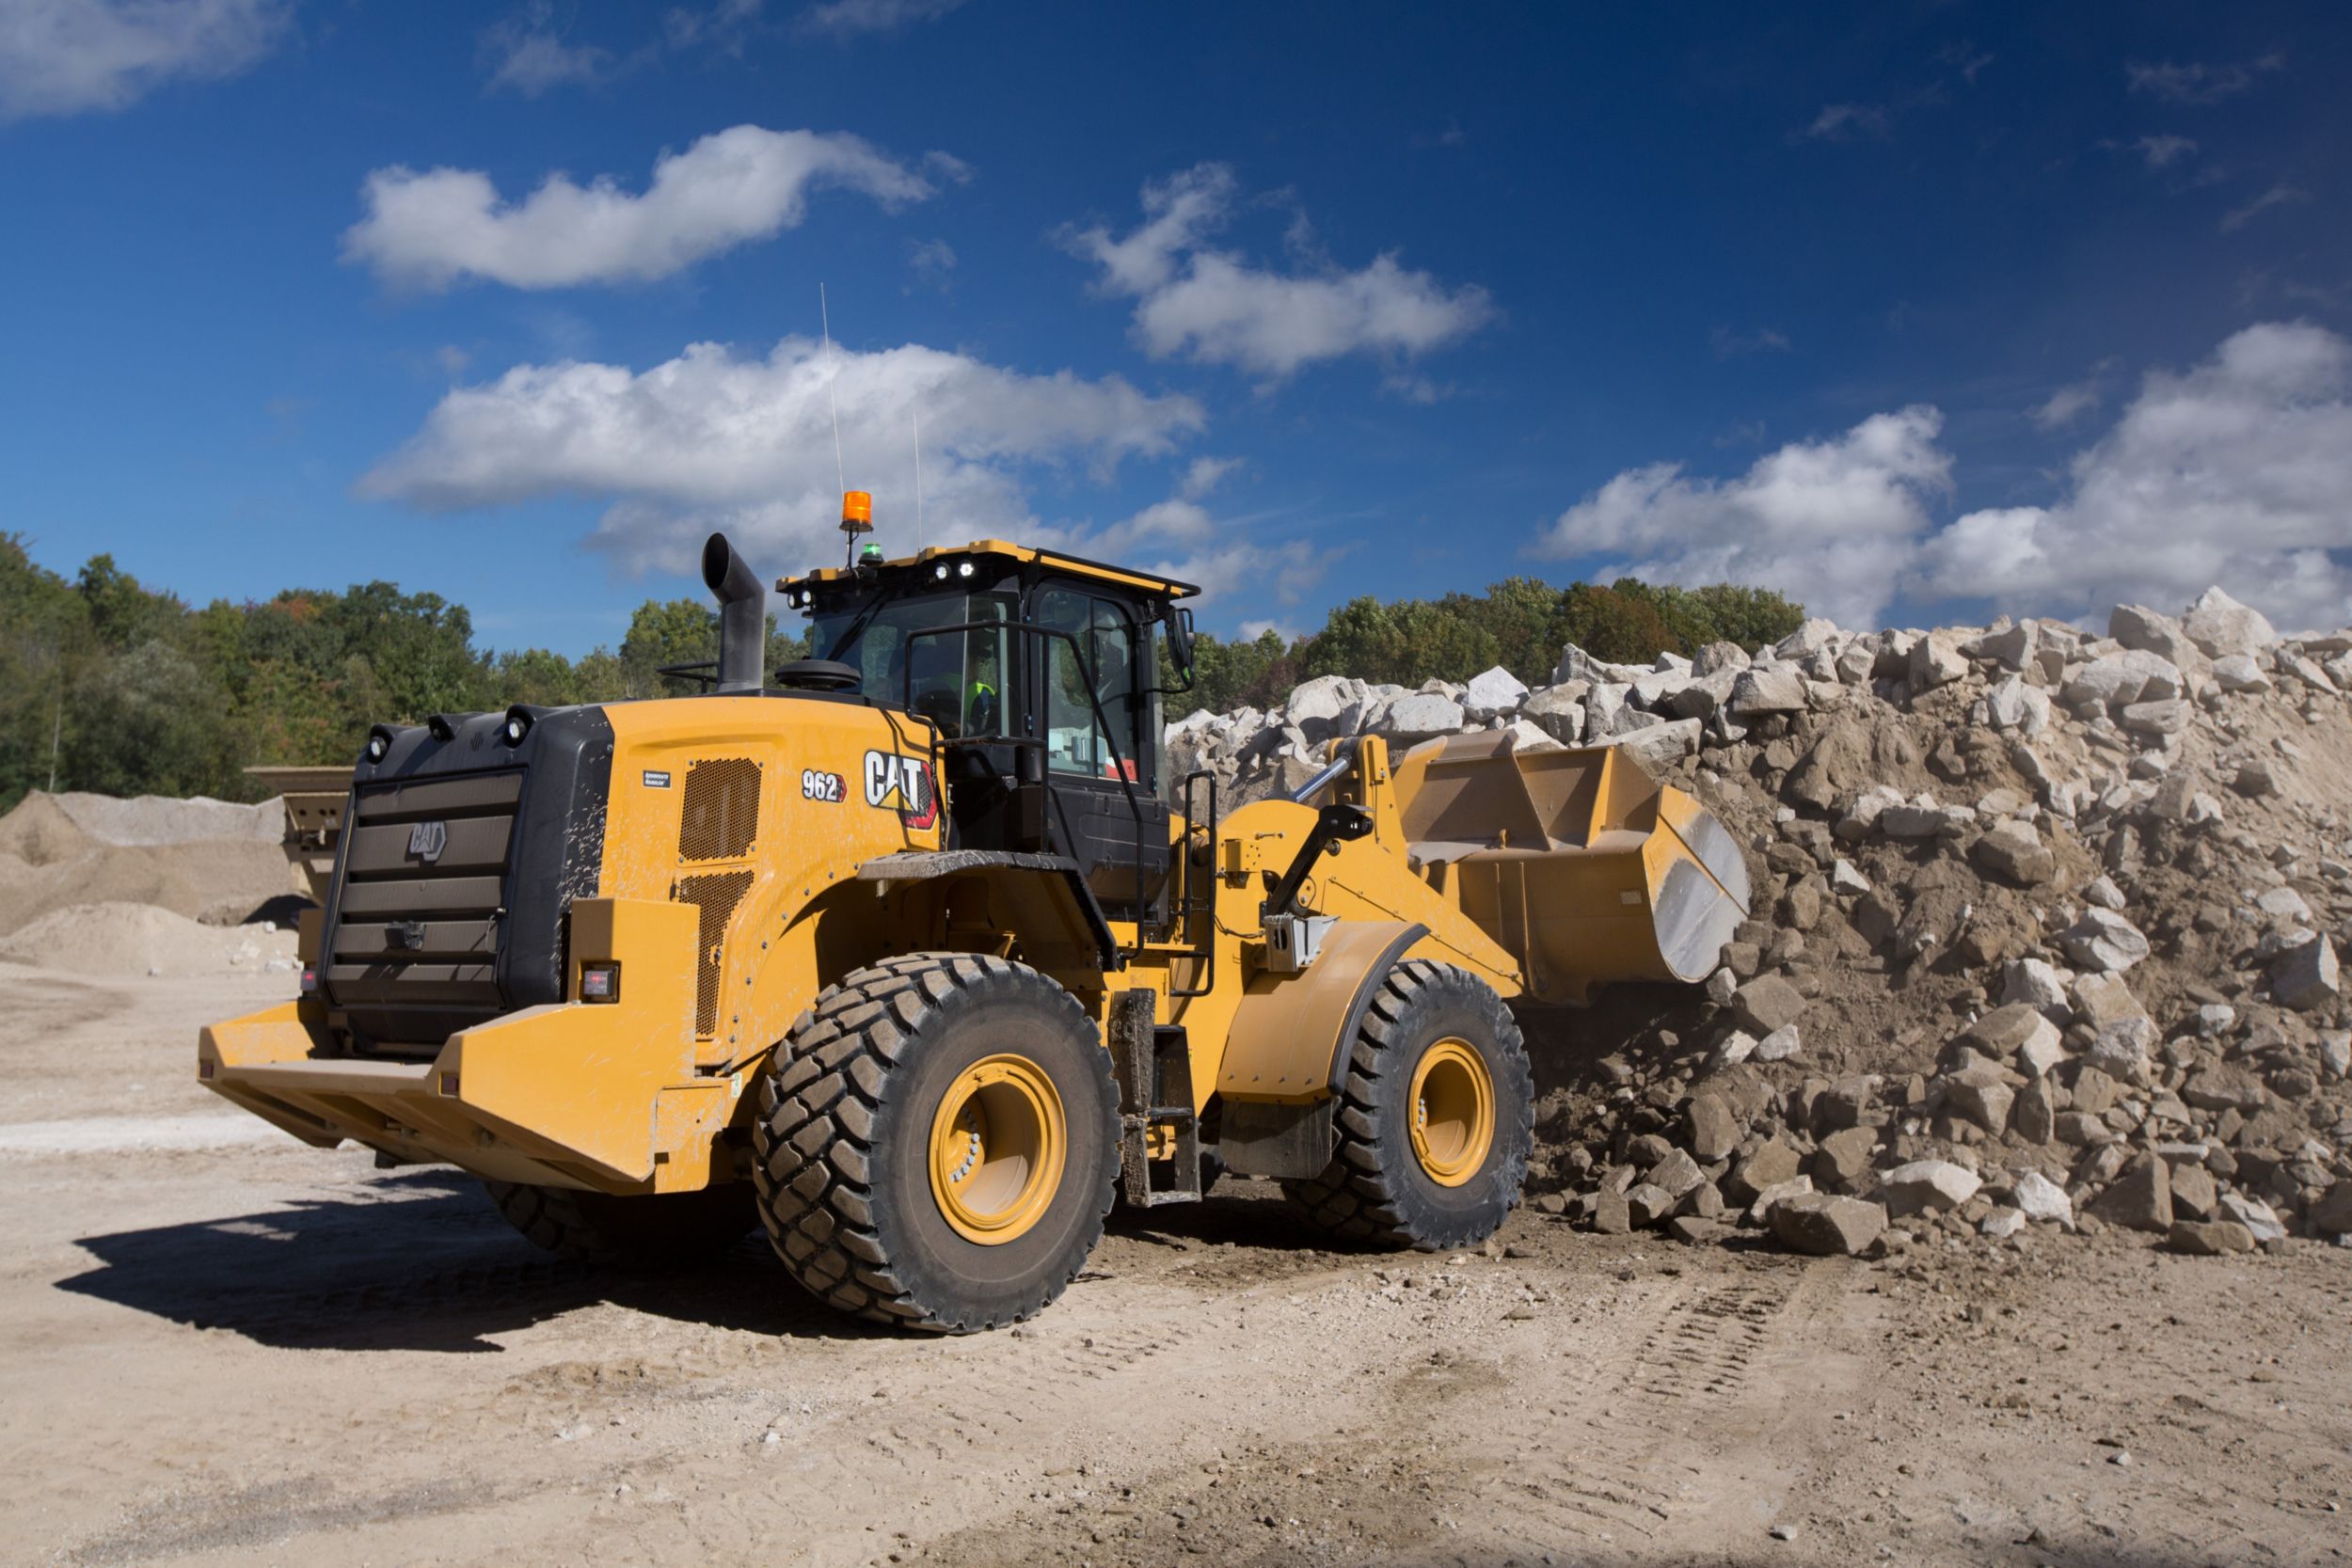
top-left (200, 507), bottom-right (1749, 1332)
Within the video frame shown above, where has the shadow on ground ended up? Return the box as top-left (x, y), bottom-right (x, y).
top-left (56, 1170), bottom-right (875, 1354)
top-left (59, 1168), bottom-right (1323, 1354)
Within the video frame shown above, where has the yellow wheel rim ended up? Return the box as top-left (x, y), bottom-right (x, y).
top-left (1408, 1037), bottom-right (1495, 1188)
top-left (928, 1053), bottom-right (1066, 1245)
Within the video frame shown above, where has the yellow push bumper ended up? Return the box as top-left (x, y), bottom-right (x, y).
top-left (197, 897), bottom-right (739, 1195)
top-left (1391, 732), bottom-right (1752, 1004)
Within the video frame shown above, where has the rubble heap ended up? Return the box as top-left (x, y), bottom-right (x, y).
top-left (1168, 586), bottom-right (2352, 1258)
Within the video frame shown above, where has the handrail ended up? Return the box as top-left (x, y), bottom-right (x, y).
top-left (897, 617), bottom-right (1155, 965)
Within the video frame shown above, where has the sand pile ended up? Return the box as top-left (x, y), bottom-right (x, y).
top-left (0, 902), bottom-right (298, 977)
top-left (0, 791), bottom-right (303, 937)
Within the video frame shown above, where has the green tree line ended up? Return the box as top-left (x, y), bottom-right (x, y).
top-left (1167, 576), bottom-right (1806, 713)
top-left (0, 534), bottom-right (804, 811)
top-left (1, 534), bottom-right (1800, 809)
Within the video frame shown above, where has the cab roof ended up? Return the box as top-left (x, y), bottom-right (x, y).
top-left (777, 538), bottom-right (1200, 602)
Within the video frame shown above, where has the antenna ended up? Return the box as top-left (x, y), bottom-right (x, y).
top-left (819, 282), bottom-right (846, 497)
top-left (912, 406), bottom-right (925, 552)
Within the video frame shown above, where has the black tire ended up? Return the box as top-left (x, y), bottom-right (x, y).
top-left (754, 954), bottom-right (1120, 1333)
top-left (483, 1179), bottom-right (755, 1267)
top-left (1281, 960), bottom-right (1533, 1250)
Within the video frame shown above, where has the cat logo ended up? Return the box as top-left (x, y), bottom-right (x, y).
top-left (863, 751), bottom-right (937, 830)
top-left (406, 820), bottom-right (448, 863)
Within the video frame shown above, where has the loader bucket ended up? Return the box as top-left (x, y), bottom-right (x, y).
top-left (1390, 731), bottom-right (1750, 1005)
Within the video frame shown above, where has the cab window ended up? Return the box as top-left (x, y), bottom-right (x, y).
top-left (1036, 587), bottom-right (1147, 784)
top-left (807, 592), bottom-right (1011, 738)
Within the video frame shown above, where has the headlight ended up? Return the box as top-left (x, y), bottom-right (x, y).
top-left (957, 561), bottom-right (975, 578)
top-left (501, 710), bottom-right (532, 745)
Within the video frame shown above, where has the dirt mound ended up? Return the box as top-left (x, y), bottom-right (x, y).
top-left (0, 902), bottom-right (298, 977)
top-left (41, 791), bottom-right (283, 847)
top-left (0, 792), bottom-right (302, 937)
top-left (0, 793), bottom-right (96, 867)
top-left (1181, 593), bottom-right (2352, 1255)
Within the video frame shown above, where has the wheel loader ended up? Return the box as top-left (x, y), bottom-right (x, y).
top-left (199, 499), bottom-right (1750, 1332)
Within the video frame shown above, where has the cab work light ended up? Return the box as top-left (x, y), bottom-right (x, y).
top-left (580, 962), bottom-right (621, 1003)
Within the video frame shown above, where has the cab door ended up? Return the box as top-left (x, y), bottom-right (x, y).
top-left (1029, 583), bottom-right (1170, 921)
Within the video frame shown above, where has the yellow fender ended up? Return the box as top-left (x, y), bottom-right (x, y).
top-left (1210, 919), bottom-right (1439, 1180)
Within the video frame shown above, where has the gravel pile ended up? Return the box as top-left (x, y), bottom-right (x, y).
top-left (0, 792), bottom-right (300, 936)
top-left (1169, 585), bottom-right (2352, 1258)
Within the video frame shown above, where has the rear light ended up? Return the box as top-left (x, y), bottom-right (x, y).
top-left (299, 965), bottom-right (318, 994)
top-left (198, 1060), bottom-right (215, 1080)
top-left (580, 962), bottom-right (621, 1003)
top-left (438, 1072), bottom-right (460, 1096)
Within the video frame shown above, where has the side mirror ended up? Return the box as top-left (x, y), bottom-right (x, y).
top-left (1165, 605), bottom-right (1197, 679)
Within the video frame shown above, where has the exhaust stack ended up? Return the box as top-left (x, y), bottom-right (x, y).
top-left (701, 532), bottom-right (767, 695)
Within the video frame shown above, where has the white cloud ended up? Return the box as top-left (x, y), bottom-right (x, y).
top-left (342, 126), bottom-right (938, 290)
top-left (1534, 324), bottom-right (2352, 634)
top-left (2029, 379), bottom-right (2101, 431)
top-left (1915, 322), bottom-right (2352, 633)
top-left (906, 236), bottom-right (956, 289)
top-left (1177, 455), bottom-right (1239, 500)
top-left (1711, 325), bottom-right (1792, 358)
top-left (361, 336), bottom-right (1207, 581)
top-left (1070, 497), bottom-right (1324, 610)
top-left (1535, 408), bottom-right (1951, 628)
top-left (481, 3), bottom-right (614, 96)
top-left (2220, 182), bottom-right (2309, 235)
top-left (1063, 164), bottom-right (1495, 383)
top-left (663, 0), bottom-right (764, 52)
top-left (2134, 134), bottom-right (2198, 169)
top-left (2126, 55), bottom-right (2283, 106)
top-left (0, 0), bottom-right (288, 120)
top-left (796, 0), bottom-right (961, 39)
top-left (1800, 103), bottom-right (1891, 141)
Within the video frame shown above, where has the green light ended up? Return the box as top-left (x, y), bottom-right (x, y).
top-left (861, 543), bottom-right (884, 563)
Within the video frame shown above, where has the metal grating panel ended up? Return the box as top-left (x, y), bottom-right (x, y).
top-left (675, 869), bottom-right (755, 1037)
top-left (327, 769), bottom-right (522, 1050)
top-left (678, 757), bottom-right (760, 862)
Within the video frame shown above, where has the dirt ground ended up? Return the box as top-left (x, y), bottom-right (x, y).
top-left (3, 963), bottom-right (2346, 1568)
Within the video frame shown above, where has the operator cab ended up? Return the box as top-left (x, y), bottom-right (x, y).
top-left (779, 537), bottom-right (1200, 924)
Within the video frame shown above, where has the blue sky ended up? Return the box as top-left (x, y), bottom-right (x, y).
top-left (5, 1), bottom-right (2349, 652)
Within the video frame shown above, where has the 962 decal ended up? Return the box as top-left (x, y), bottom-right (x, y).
top-left (801, 768), bottom-right (847, 803)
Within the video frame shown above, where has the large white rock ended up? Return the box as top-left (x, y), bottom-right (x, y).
top-left (2003, 957), bottom-right (2074, 1020)
top-left (2182, 586), bottom-right (2278, 659)
top-left (2109, 604), bottom-right (2200, 669)
top-left (1599, 719), bottom-right (1701, 769)
top-left (1692, 640), bottom-right (1752, 677)
top-left (1283, 674), bottom-right (1358, 739)
top-left (1461, 665), bottom-right (1529, 720)
top-left (1728, 666), bottom-right (1808, 717)
top-left (2272, 934), bottom-right (2340, 1012)
top-left (2059, 909), bottom-right (2152, 974)
top-left (1586, 682), bottom-right (1634, 735)
top-left (2061, 656), bottom-right (2138, 708)
top-left (1379, 692), bottom-right (1466, 743)
top-left (1963, 620), bottom-right (2040, 671)
top-left (1520, 684), bottom-right (1587, 744)
top-left (2010, 1170), bottom-right (2074, 1227)
top-left (2211, 654), bottom-right (2271, 693)
top-left (1879, 1160), bottom-right (1982, 1216)
top-left (1629, 665), bottom-right (1693, 710)
top-left (1909, 633), bottom-right (1968, 692)
top-left (1774, 617), bottom-right (1843, 661)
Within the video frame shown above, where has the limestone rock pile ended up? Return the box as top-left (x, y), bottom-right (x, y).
top-left (1169, 585), bottom-right (2352, 1259)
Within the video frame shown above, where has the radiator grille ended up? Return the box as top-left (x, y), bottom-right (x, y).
top-left (675, 869), bottom-right (755, 1037)
top-left (326, 769), bottom-right (521, 1051)
top-left (679, 757), bottom-right (760, 861)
